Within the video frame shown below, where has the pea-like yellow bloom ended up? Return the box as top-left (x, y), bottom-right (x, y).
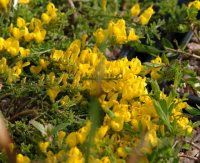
top-left (30, 65), bottom-right (42, 75)
top-left (46, 2), bottom-right (58, 20)
top-left (66, 132), bottom-right (79, 147)
top-left (67, 147), bottom-right (84, 163)
top-left (17, 17), bottom-right (26, 29)
top-left (12, 27), bottom-right (24, 40)
top-left (19, 47), bottom-right (30, 57)
top-left (29, 18), bottom-right (42, 31)
top-left (0, 0), bottom-right (9, 11)
top-left (58, 131), bottom-right (66, 142)
top-left (41, 13), bottom-right (51, 24)
top-left (116, 147), bottom-right (127, 158)
top-left (100, 156), bottom-right (110, 163)
top-left (50, 49), bottom-right (64, 61)
top-left (16, 154), bottom-right (30, 163)
top-left (47, 86), bottom-right (61, 102)
top-left (4, 37), bottom-right (20, 57)
top-left (24, 27), bottom-right (35, 42)
top-left (39, 141), bottom-right (50, 153)
top-left (0, 37), bottom-right (5, 51)
top-left (128, 28), bottom-right (139, 41)
top-left (150, 56), bottom-right (162, 80)
top-left (93, 28), bottom-right (107, 45)
top-left (139, 5), bottom-right (155, 25)
top-left (188, 0), bottom-right (200, 10)
top-left (131, 3), bottom-right (140, 17)
top-left (113, 19), bottom-right (127, 44)
top-left (39, 59), bottom-right (49, 69)
top-left (33, 27), bottom-right (46, 43)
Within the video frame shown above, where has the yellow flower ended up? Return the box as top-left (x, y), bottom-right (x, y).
top-left (100, 156), bottom-right (110, 163)
top-left (93, 28), bottom-right (107, 45)
top-left (12, 61), bottom-right (30, 77)
top-left (39, 141), bottom-right (50, 153)
top-left (66, 132), bottom-right (79, 147)
top-left (110, 112), bottom-right (124, 132)
top-left (113, 19), bottom-right (127, 44)
top-left (131, 3), bottom-right (140, 17)
top-left (0, 0), bottom-right (9, 11)
top-left (16, 154), bottom-right (30, 163)
top-left (39, 59), bottom-right (49, 69)
top-left (4, 37), bottom-right (20, 57)
top-left (67, 147), bottom-right (84, 163)
top-left (30, 65), bottom-right (42, 75)
top-left (95, 125), bottom-right (109, 143)
top-left (128, 28), bottom-right (139, 41)
top-left (33, 27), bottom-right (46, 43)
top-left (17, 17), bottom-right (26, 28)
top-left (144, 130), bottom-right (158, 147)
top-left (46, 2), bottom-right (58, 20)
top-left (58, 131), bottom-right (66, 142)
top-left (101, 0), bottom-right (107, 11)
top-left (47, 86), bottom-right (61, 102)
top-left (18, 0), bottom-right (29, 4)
top-left (50, 49), bottom-right (64, 61)
top-left (19, 47), bottom-right (30, 57)
top-left (0, 37), bottom-right (4, 51)
top-left (81, 33), bottom-right (88, 48)
top-left (188, 0), bottom-right (200, 10)
top-left (41, 13), bottom-right (51, 24)
top-left (116, 147), bottom-right (127, 158)
top-left (24, 27), bottom-right (35, 42)
top-left (60, 95), bottom-right (70, 106)
top-left (12, 27), bottom-right (24, 40)
top-left (139, 5), bottom-right (155, 25)
top-left (150, 56), bottom-right (162, 80)
top-left (29, 18), bottom-right (42, 31)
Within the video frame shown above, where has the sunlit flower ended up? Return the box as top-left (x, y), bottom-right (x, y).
top-left (139, 5), bottom-right (155, 25)
top-left (188, 0), bottom-right (200, 10)
top-left (39, 141), bottom-right (50, 153)
top-left (30, 65), bottom-right (42, 75)
top-left (128, 28), bottom-right (139, 41)
top-left (4, 37), bottom-right (20, 57)
top-left (0, 37), bottom-right (5, 51)
top-left (16, 154), bottom-right (30, 163)
top-left (47, 86), bottom-right (61, 102)
top-left (17, 17), bottom-right (26, 28)
top-left (93, 28), bottom-right (107, 45)
top-left (131, 3), bottom-right (140, 17)
top-left (66, 132), bottom-right (79, 147)
top-left (0, 0), bottom-right (9, 11)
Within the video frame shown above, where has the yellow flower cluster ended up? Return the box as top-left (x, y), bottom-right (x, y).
top-left (0, 57), bottom-right (30, 83)
top-left (188, 0), bottom-right (200, 10)
top-left (131, 3), bottom-right (155, 25)
top-left (94, 19), bottom-right (140, 45)
top-left (0, 2), bottom-right (57, 57)
top-left (2, 2), bottom-right (191, 162)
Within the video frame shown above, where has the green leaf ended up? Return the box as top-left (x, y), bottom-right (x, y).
top-left (185, 105), bottom-right (200, 116)
top-left (174, 66), bottom-right (182, 90)
top-left (159, 99), bottom-right (168, 116)
top-left (29, 120), bottom-right (46, 136)
top-left (133, 42), bottom-right (161, 56)
top-left (150, 80), bottom-right (160, 100)
top-left (161, 38), bottom-right (174, 49)
top-left (153, 99), bottom-right (171, 132)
